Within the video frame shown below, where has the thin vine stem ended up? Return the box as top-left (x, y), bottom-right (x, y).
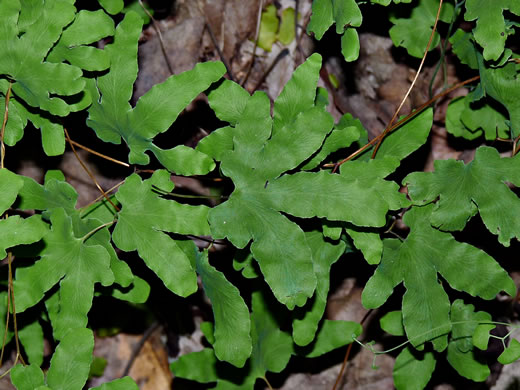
top-left (80, 220), bottom-right (116, 243)
top-left (67, 139), bottom-right (129, 167)
top-left (372, 0), bottom-right (444, 159)
top-left (329, 75), bottom-right (480, 171)
top-left (64, 127), bottom-right (120, 212)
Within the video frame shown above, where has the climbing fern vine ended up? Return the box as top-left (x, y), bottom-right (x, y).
top-left (0, 0), bottom-right (519, 388)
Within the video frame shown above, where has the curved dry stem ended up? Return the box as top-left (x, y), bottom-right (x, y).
top-left (64, 127), bottom-right (120, 212)
top-left (372, 0), bottom-right (444, 159)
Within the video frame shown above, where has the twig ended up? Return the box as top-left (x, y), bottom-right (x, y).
top-left (121, 322), bottom-right (161, 377)
top-left (240, 0), bottom-right (264, 86)
top-left (332, 309), bottom-right (373, 390)
top-left (68, 139), bottom-right (129, 167)
top-left (64, 128), bottom-right (120, 212)
top-left (372, 0), bottom-right (444, 159)
top-left (139, 0), bottom-right (174, 75)
top-left (251, 48), bottom-right (290, 93)
top-left (205, 21), bottom-right (235, 81)
top-left (329, 75), bottom-right (480, 171)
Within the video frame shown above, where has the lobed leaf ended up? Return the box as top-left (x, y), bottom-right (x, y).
top-left (14, 209), bottom-right (114, 339)
top-left (446, 301), bottom-right (491, 381)
top-left (299, 320), bottom-right (361, 358)
top-left (362, 205), bottom-right (515, 351)
top-left (477, 52), bottom-right (520, 138)
top-left (405, 146), bottom-right (520, 246)
top-left (112, 170), bottom-right (209, 297)
top-left (464, 0), bottom-right (520, 61)
top-left (86, 12), bottom-right (225, 174)
top-left (389, 0), bottom-right (454, 58)
top-left (0, 0), bottom-right (84, 117)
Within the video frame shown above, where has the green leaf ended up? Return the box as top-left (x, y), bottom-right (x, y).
top-left (18, 319), bottom-right (44, 366)
top-left (293, 231), bottom-right (346, 346)
top-left (89, 377), bottom-right (139, 390)
top-left (450, 300), bottom-right (491, 354)
top-left (47, 10), bottom-right (115, 71)
top-left (195, 250), bottom-right (252, 367)
top-left (362, 205), bottom-right (515, 351)
top-left (89, 356), bottom-right (108, 377)
top-left (258, 5), bottom-right (279, 51)
top-left (208, 80), bottom-right (250, 125)
top-left (464, 0), bottom-right (520, 61)
top-left (477, 52), bottom-right (520, 138)
top-left (393, 347), bottom-right (436, 390)
top-left (404, 146), bottom-right (520, 246)
top-left (278, 8), bottom-right (296, 45)
top-left (14, 208), bottom-right (114, 340)
top-left (0, 0), bottom-right (84, 116)
top-left (300, 320), bottom-right (361, 358)
top-left (0, 215), bottom-right (47, 259)
top-left (0, 97), bottom-right (27, 147)
top-left (380, 310), bottom-right (405, 336)
top-left (47, 328), bottom-right (94, 390)
top-left (112, 170), bottom-right (209, 297)
top-left (473, 322), bottom-right (496, 350)
top-left (249, 290), bottom-right (293, 377)
top-left (86, 12), bottom-right (225, 174)
top-left (208, 54), bottom-right (408, 309)
top-left (0, 168), bottom-right (24, 214)
top-left (449, 29), bottom-right (478, 70)
top-left (307, 0), bottom-right (362, 40)
top-left (232, 249), bottom-right (260, 279)
top-left (11, 364), bottom-right (45, 390)
top-left (171, 348), bottom-right (220, 383)
top-left (447, 342), bottom-right (489, 382)
top-left (389, 0), bottom-right (454, 58)
top-left (375, 108), bottom-right (433, 160)
top-left (98, 0), bottom-right (124, 15)
top-left (498, 339), bottom-right (520, 364)
top-left (345, 225), bottom-right (383, 265)
top-left (341, 28), bottom-right (360, 62)
top-left (301, 123), bottom-right (361, 170)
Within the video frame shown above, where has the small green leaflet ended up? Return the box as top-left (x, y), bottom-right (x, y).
top-left (446, 95), bottom-right (509, 141)
top-left (112, 170), bottom-right (210, 297)
top-left (389, 0), bottom-right (454, 58)
top-left (464, 0), bottom-right (520, 61)
top-left (393, 347), bottom-right (436, 390)
top-left (10, 328), bottom-right (139, 390)
top-left (292, 231), bottom-right (346, 346)
top-left (477, 52), bottom-right (520, 138)
top-left (446, 300), bottom-right (491, 382)
top-left (307, 0), bottom-right (362, 61)
top-left (194, 249), bottom-right (252, 367)
top-left (47, 10), bottom-right (115, 72)
top-left (86, 11), bottom-right (225, 175)
top-left (405, 146), bottom-right (520, 246)
top-left (362, 205), bottom-right (515, 351)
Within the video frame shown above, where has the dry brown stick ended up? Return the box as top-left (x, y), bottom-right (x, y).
top-left (139, 0), bottom-right (174, 75)
top-left (205, 21), bottom-right (235, 82)
top-left (68, 139), bottom-right (129, 167)
top-left (371, 0), bottom-right (444, 159)
top-left (240, 0), bottom-right (264, 87)
top-left (329, 75), bottom-right (481, 171)
top-left (64, 127), bottom-right (120, 212)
